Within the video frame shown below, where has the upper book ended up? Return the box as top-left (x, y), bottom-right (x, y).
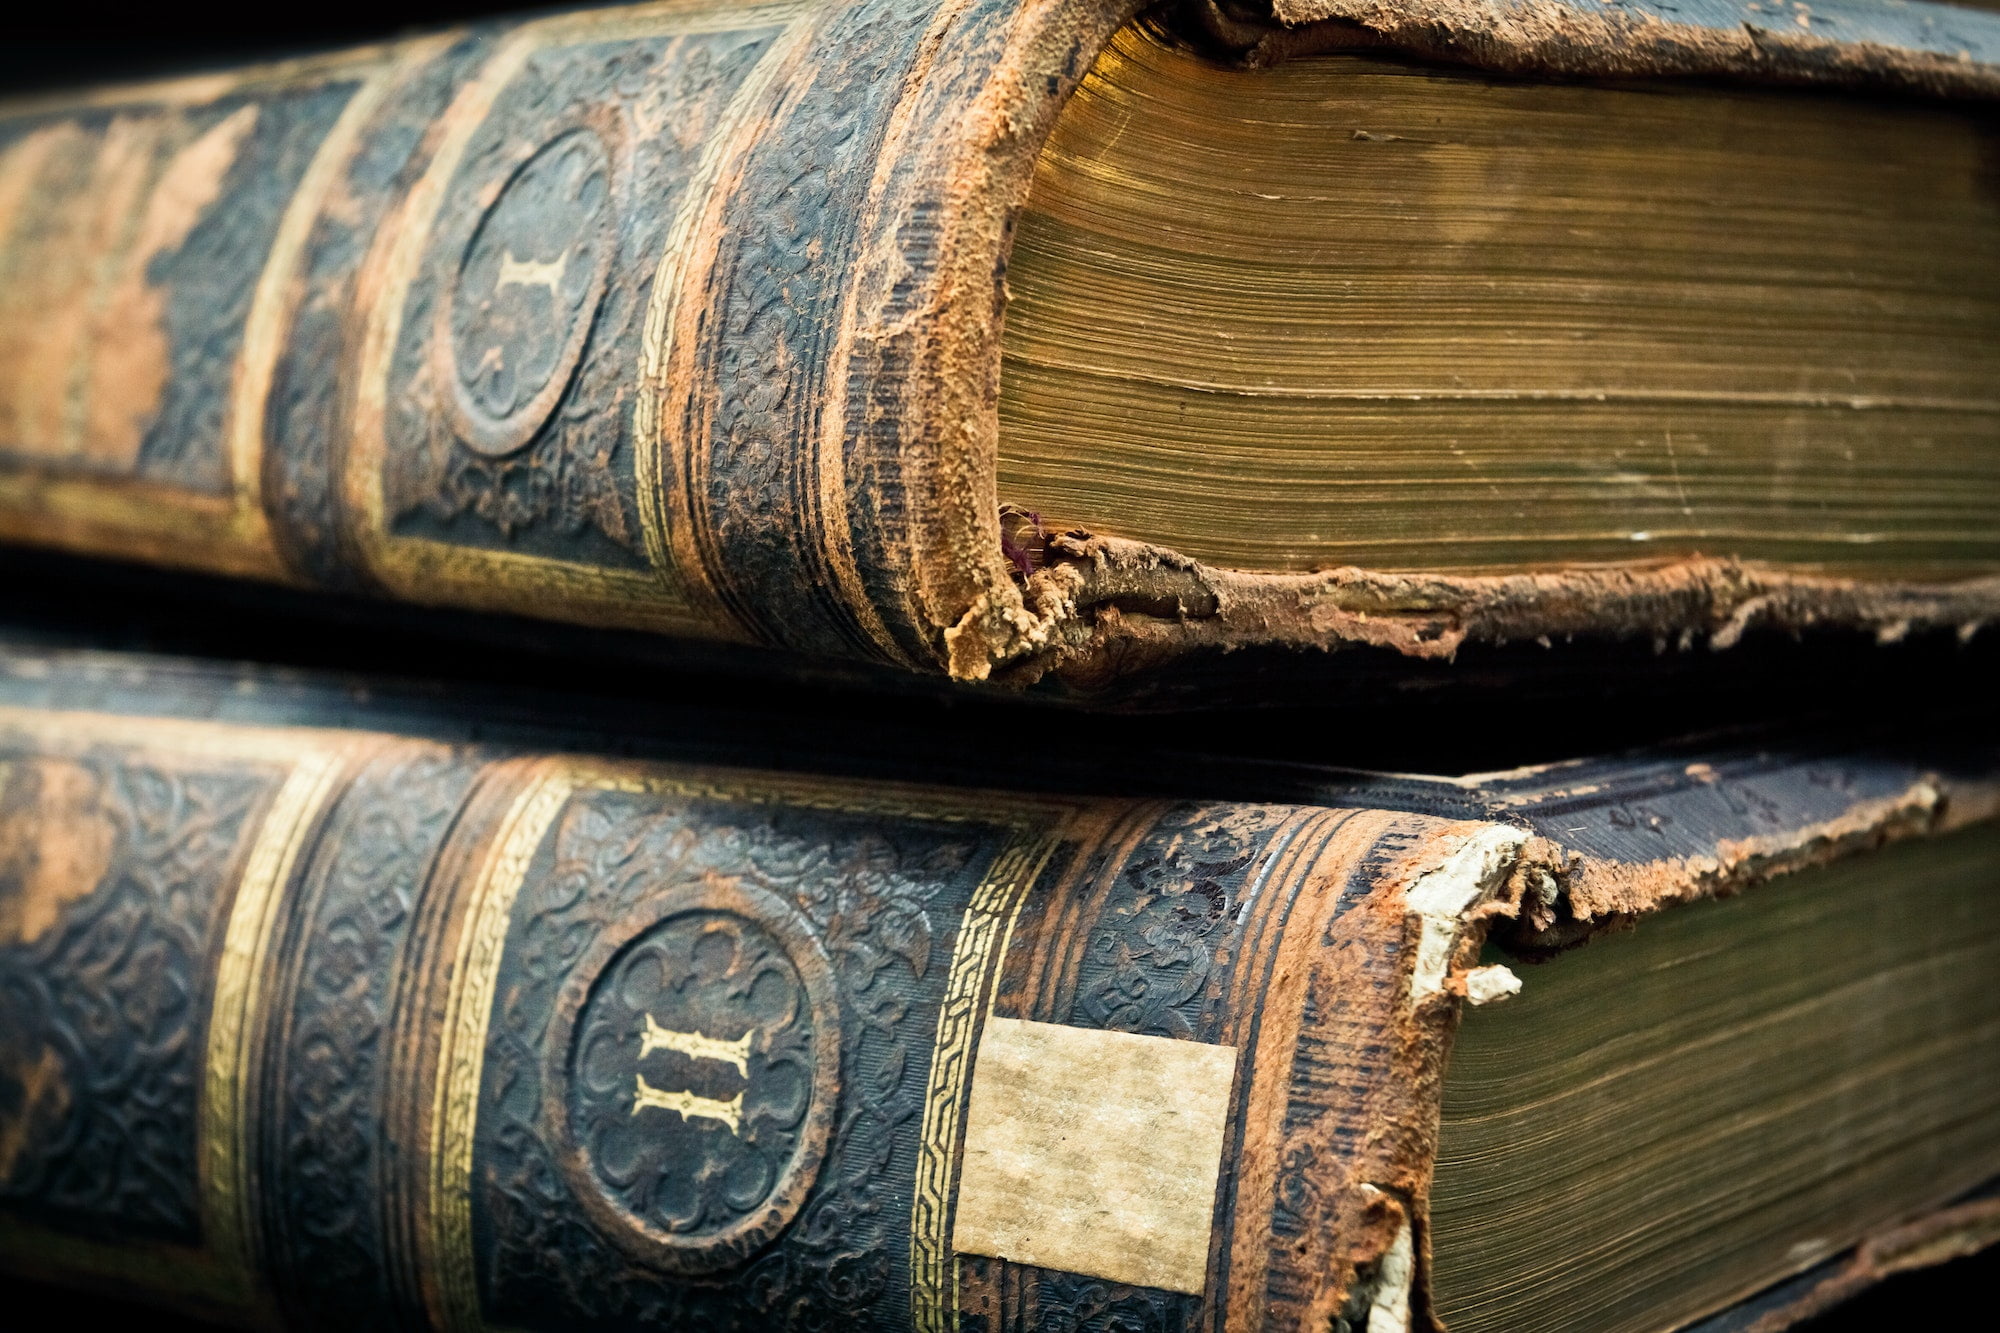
top-left (1, 0), bottom-right (1996, 690)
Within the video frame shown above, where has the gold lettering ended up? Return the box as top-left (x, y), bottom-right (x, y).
top-left (638, 1013), bottom-right (754, 1076)
top-left (495, 249), bottom-right (567, 299)
top-left (632, 1075), bottom-right (743, 1136)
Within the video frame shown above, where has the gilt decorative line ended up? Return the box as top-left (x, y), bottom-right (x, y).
top-left (632, 1075), bottom-right (744, 1136)
top-left (639, 1013), bottom-right (754, 1076)
top-left (430, 763), bottom-right (578, 1333)
top-left (632, 6), bottom-right (807, 615)
top-left (203, 744), bottom-right (354, 1299)
top-left (230, 45), bottom-right (418, 570)
top-left (909, 830), bottom-right (1063, 1333)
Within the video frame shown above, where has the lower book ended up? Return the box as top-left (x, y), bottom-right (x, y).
top-left (0, 645), bottom-right (1994, 1333)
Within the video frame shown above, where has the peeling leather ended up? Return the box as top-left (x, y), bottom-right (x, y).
top-left (964, 531), bottom-right (2000, 689)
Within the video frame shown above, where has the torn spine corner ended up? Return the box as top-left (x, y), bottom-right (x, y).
top-left (1401, 823), bottom-right (1534, 1006)
top-left (1360, 1220), bottom-right (1417, 1333)
top-left (1461, 963), bottom-right (1522, 1006)
top-left (1338, 1184), bottom-right (1421, 1333)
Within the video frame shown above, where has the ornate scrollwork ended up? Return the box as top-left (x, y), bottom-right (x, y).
top-left (1076, 804), bottom-right (1291, 1040)
top-left (1026, 1274), bottom-right (1194, 1333)
top-left (478, 785), bottom-right (975, 1328)
top-left (265, 744), bottom-right (478, 1323)
top-left (0, 751), bottom-right (265, 1242)
top-left (554, 882), bottom-right (840, 1274)
top-left (1022, 803), bottom-right (1299, 1333)
top-left (383, 31), bottom-right (777, 568)
top-left (435, 128), bottom-right (615, 459)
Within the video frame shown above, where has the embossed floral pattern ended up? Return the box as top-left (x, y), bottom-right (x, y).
top-left (0, 751), bottom-right (265, 1241)
top-left (478, 786), bottom-right (984, 1330)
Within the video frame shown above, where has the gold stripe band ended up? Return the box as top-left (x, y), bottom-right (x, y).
top-left (635, 2), bottom-right (809, 622)
top-left (227, 47), bottom-right (419, 572)
top-left (202, 744), bottom-right (354, 1298)
top-left (430, 767), bottom-right (578, 1333)
top-left (909, 830), bottom-right (1061, 1333)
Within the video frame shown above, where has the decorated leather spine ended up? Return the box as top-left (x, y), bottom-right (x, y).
top-left (2, 0), bottom-right (2000, 690)
top-left (3, 651), bottom-right (1999, 1331)
top-left (0, 679), bottom-right (1511, 1333)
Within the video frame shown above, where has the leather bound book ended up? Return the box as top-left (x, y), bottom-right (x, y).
top-left (0, 0), bottom-right (1997, 691)
top-left (0, 644), bottom-right (1995, 1332)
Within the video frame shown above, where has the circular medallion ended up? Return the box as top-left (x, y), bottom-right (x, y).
top-left (551, 879), bottom-right (839, 1274)
top-left (437, 127), bottom-right (615, 457)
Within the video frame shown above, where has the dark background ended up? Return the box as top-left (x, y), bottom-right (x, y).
top-left (3, 2), bottom-right (550, 92)
top-left (2, 2), bottom-right (1996, 1328)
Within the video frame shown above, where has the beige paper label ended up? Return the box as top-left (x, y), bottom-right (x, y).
top-left (952, 1017), bottom-right (1237, 1296)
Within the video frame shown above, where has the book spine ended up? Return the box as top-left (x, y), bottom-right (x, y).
top-left (4, 1), bottom-right (2000, 690)
top-left (0, 684), bottom-right (1489, 1331)
top-left (0, 0), bottom-right (1135, 674)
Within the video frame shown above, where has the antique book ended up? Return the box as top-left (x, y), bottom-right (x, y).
top-left (0, 0), bottom-right (1997, 692)
top-left (0, 643), bottom-right (1996, 1332)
